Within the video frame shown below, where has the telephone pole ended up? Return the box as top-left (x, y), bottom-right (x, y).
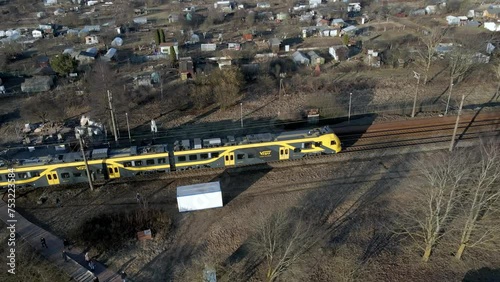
top-left (411, 71), bottom-right (420, 118)
top-left (126, 112), bottom-right (131, 143)
top-left (77, 134), bottom-right (94, 191)
top-left (107, 90), bottom-right (118, 143)
top-left (449, 94), bottom-right (465, 152)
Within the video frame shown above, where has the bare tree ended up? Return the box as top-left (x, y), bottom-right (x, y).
top-left (415, 28), bottom-right (444, 85)
top-left (250, 212), bottom-right (315, 282)
top-left (454, 138), bottom-right (500, 259)
top-left (396, 151), bottom-right (470, 262)
top-left (444, 49), bottom-right (474, 115)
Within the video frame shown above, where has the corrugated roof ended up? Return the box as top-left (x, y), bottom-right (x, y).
top-left (177, 181), bottom-right (221, 197)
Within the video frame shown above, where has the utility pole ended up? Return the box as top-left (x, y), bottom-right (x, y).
top-left (126, 112), bottom-right (131, 143)
top-left (76, 134), bottom-right (94, 191)
top-left (240, 103), bottom-right (243, 128)
top-left (348, 92), bottom-right (352, 123)
top-left (107, 90), bottom-right (118, 143)
top-left (411, 71), bottom-right (420, 118)
top-left (445, 83), bottom-right (454, 115)
top-left (449, 94), bottom-right (465, 152)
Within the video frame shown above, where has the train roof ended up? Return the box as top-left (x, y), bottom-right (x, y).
top-left (0, 144), bottom-right (168, 169)
top-left (173, 126), bottom-right (332, 151)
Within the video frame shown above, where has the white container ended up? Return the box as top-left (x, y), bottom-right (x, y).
top-left (177, 181), bottom-right (223, 212)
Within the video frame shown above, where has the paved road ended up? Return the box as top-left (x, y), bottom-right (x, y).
top-left (0, 195), bottom-right (122, 282)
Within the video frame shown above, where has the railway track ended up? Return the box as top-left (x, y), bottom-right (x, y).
top-left (95, 112), bottom-right (500, 186)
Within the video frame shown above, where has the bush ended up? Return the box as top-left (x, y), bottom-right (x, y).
top-left (70, 209), bottom-right (172, 252)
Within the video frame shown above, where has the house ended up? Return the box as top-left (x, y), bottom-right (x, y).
top-left (256, 2), bottom-right (270, 8)
top-left (446, 16), bottom-right (459, 25)
top-left (348, 3), bottom-right (361, 12)
top-left (317, 18), bottom-right (330, 27)
top-left (159, 42), bottom-right (179, 59)
top-left (309, 0), bottom-right (321, 7)
top-left (133, 17), bottom-right (148, 25)
top-left (32, 29), bottom-right (43, 38)
top-left (321, 29), bottom-right (339, 37)
top-left (179, 57), bottom-right (194, 80)
top-left (435, 43), bottom-right (456, 54)
top-left (269, 38), bottom-right (281, 51)
top-left (293, 3), bottom-right (307, 11)
top-left (425, 5), bottom-right (437, 15)
top-left (483, 6), bottom-right (500, 19)
top-left (111, 37), bottom-right (123, 47)
top-left (242, 33), bottom-right (253, 42)
top-left (21, 76), bottom-right (53, 93)
top-left (86, 47), bottom-right (98, 56)
top-left (228, 43), bottom-right (241, 50)
top-left (329, 45), bottom-right (349, 61)
top-left (458, 16), bottom-right (468, 26)
top-left (54, 8), bottom-right (65, 16)
top-left (308, 51), bottom-right (325, 65)
top-left (292, 51), bottom-right (310, 65)
top-left (186, 34), bottom-right (200, 44)
top-left (102, 48), bottom-right (117, 61)
top-left (472, 53), bottom-right (490, 64)
top-left (214, 1), bottom-right (235, 12)
top-left (484, 22), bottom-right (500, 32)
top-left (331, 18), bottom-right (345, 28)
top-left (276, 12), bottom-right (288, 21)
top-left (44, 0), bottom-right (57, 6)
top-left (341, 25), bottom-right (357, 36)
top-left (76, 51), bottom-right (96, 63)
top-left (365, 50), bottom-right (380, 67)
top-left (168, 14), bottom-right (179, 23)
top-left (201, 44), bottom-right (217, 52)
top-left (85, 35), bottom-right (98, 45)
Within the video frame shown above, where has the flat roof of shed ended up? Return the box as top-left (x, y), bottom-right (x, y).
top-left (177, 181), bottom-right (221, 197)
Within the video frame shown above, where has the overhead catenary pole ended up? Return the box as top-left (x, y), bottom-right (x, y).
top-left (126, 112), bottom-right (131, 142)
top-left (77, 134), bottom-right (94, 191)
top-left (449, 94), bottom-right (465, 152)
top-left (411, 71), bottom-right (420, 118)
top-left (240, 103), bottom-right (243, 128)
top-left (348, 92), bottom-right (352, 123)
top-left (445, 83), bottom-right (454, 115)
top-left (107, 90), bottom-right (118, 143)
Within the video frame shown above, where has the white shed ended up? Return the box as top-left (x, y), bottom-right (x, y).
top-left (177, 181), bottom-right (223, 212)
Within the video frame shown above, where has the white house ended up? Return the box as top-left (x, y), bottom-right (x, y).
top-left (85, 35), bottom-right (98, 45)
top-left (32, 30), bottom-right (43, 38)
top-left (159, 42), bottom-right (179, 59)
top-left (309, 0), bottom-right (321, 7)
top-left (484, 22), bottom-right (500, 31)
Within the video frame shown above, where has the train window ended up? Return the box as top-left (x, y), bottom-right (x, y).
top-left (97, 169), bottom-right (103, 174)
top-left (248, 153), bottom-right (255, 158)
top-left (33, 172), bottom-right (40, 177)
top-left (108, 168), bottom-right (113, 174)
top-left (237, 154), bottom-right (245, 160)
top-left (53, 174), bottom-right (58, 180)
top-left (189, 155), bottom-right (197, 161)
top-left (18, 173), bottom-right (28, 179)
top-left (200, 153), bottom-right (209, 159)
top-left (280, 149), bottom-right (283, 155)
top-left (61, 173), bottom-right (70, 179)
top-left (73, 172), bottom-right (82, 177)
top-left (135, 161), bottom-right (143, 166)
top-left (230, 155), bottom-right (234, 161)
top-left (146, 159), bottom-right (155, 165)
top-left (331, 140), bottom-right (336, 145)
top-left (304, 142), bottom-right (312, 149)
top-left (48, 174), bottom-right (52, 180)
top-left (294, 148), bottom-right (301, 153)
top-left (178, 156), bottom-right (186, 162)
top-left (114, 168), bottom-right (118, 173)
top-left (124, 162), bottom-right (132, 167)
top-left (225, 156), bottom-right (228, 161)
top-left (158, 158), bottom-right (166, 164)
top-left (285, 149), bottom-right (289, 154)
top-left (315, 142), bottom-right (322, 147)
top-left (212, 152), bottom-right (219, 158)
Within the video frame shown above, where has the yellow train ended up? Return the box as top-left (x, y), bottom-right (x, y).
top-left (0, 127), bottom-right (341, 188)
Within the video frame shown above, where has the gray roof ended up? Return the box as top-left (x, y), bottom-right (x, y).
top-left (177, 181), bottom-right (221, 197)
top-left (269, 38), bottom-right (281, 46)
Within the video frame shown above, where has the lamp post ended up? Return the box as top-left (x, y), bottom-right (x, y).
top-left (411, 71), bottom-right (420, 118)
top-left (240, 103), bottom-right (243, 128)
top-left (125, 112), bottom-right (131, 143)
top-left (348, 92), bottom-right (352, 123)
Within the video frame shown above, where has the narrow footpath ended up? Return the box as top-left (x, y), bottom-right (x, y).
top-left (0, 195), bottom-right (122, 282)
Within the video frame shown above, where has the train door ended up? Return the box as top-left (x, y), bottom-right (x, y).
top-left (279, 147), bottom-right (290, 160)
top-left (107, 164), bottom-right (121, 179)
top-left (224, 152), bottom-right (235, 166)
top-left (46, 171), bottom-right (60, 185)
